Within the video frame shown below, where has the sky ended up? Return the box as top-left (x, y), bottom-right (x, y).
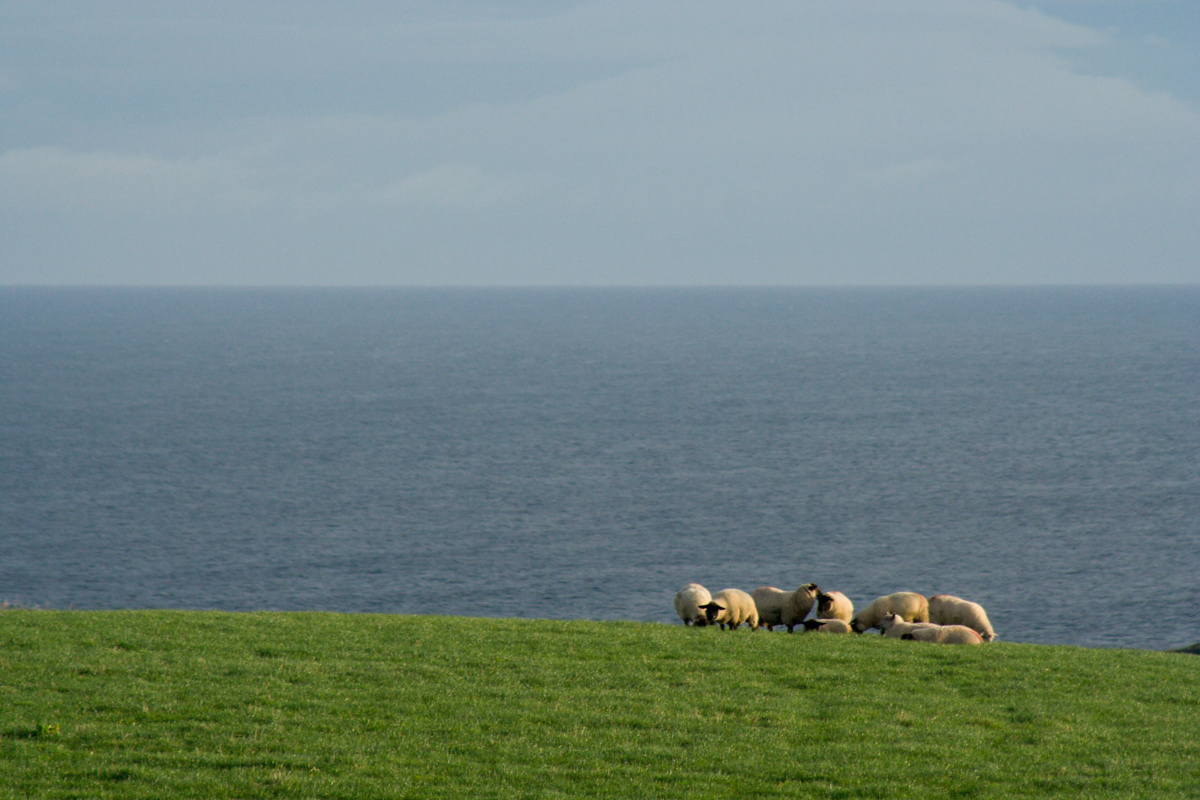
top-left (2, 1), bottom-right (1198, 286)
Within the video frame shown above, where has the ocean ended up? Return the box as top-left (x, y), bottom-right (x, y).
top-left (2, 286), bottom-right (1197, 650)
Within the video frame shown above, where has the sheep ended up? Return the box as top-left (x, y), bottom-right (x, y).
top-left (879, 613), bottom-right (983, 645)
top-left (700, 588), bottom-right (760, 631)
top-left (674, 583), bottom-right (712, 627)
top-left (815, 590), bottom-right (853, 624)
top-left (928, 594), bottom-right (996, 642)
top-left (904, 626), bottom-right (983, 645)
top-left (751, 583), bottom-right (820, 632)
top-left (850, 592), bottom-right (929, 633)
top-left (878, 613), bottom-right (940, 639)
top-left (802, 618), bottom-right (852, 634)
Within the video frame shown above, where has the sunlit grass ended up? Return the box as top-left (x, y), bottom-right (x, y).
top-left (2, 610), bottom-right (1198, 798)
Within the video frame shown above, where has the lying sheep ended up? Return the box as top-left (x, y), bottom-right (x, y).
top-left (674, 583), bottom-right (712, 627)
top-left (905, 626), bottom-right (983, 645)
top-left (879, 613), bottom-right (983, 645)
top-left (815, 590), bottom-right (853, 624)
top-left (928, 594), bottom-right (996, 642)
top-left (700, 588), bottom-right (760, 631)
top-left (802, 618), bottom-right (852, 634)
top-left (752, 583), bottom-right (820, 632)
top-left (851, 592), bottom-right (929, 633)
top-left (878, 613), bottom-right (939, 639)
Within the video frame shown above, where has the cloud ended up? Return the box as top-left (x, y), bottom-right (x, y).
top-left (1, 1), bottom-right (1198, 285)
top-left (381, 163), bottom-right (533, 210)
top-left (0, 146), bottom-right (263, 215)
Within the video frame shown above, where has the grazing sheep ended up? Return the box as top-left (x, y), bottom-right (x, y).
top-left (750, 586), bottom-right (787, 630)
top-left (700, 588), bottom-right (760, 631)
top-left (850, 592), bottom-right (929, 633)
top-left (752, 583), bottom-right (820, 632)
top-left (802, 618), bottom-right (852, 634)
top-left (815, 590), bottom-right (854, 624)
top-left (674, 583), bottom-right (713, 627)
top-left (928, 594), bottom-right (996, 642)
top-left (880, 613), bottom-right (983, 645)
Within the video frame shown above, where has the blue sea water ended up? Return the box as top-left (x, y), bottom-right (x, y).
top-left (1, 286), bottom-right (1198, 650)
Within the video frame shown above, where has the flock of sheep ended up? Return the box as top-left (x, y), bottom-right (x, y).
top-left (673, 583), bottom-right (996, 645)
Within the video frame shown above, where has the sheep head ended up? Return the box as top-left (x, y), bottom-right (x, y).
top-left (700, 601), bottom-right (725, 624)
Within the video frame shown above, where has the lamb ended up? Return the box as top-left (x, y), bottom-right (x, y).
top-left (802, 618), bottom-right (852, 634)
top-left (878, 613), bottom-right (940, 639)
top-left (904, 626), bottom-right (983, 645)
top-left (674, 583), bottom-right (712, 627)
top-left (815, 590), bottom-right (853, 623)
top-left (928, 594), bottom-right (996, 642)
top-left (850, 592), bottom-right (929, 633)
top-left (879, 613), bottom-right (983, 645)
top-left (751, 583), bottom-right (820, 632)
top-left (700, 588), bottom-right (760, 631)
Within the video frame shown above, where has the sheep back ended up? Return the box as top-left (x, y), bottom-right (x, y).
top-left (852, 592), bottom-right (930, 632)
top-left (751, 586), bottom-right (789, 630)
top-left (802, 618), bottom-right (851, 634)
top-left (674, 583), bottom-right (712, 626)
top-left (903, 624), bottom-right (984, 645)
top-left (928, 594), bottom-right (996, 642)
top-left (816, 590), bottom-right (854, 623)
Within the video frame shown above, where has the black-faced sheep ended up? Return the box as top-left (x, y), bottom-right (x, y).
top-left (751, 583), bottom-right (820, 632)
top-left (802, 618), bottom-right (852, 633)
top-left (674, 583), bottom-right (712, 627)
top-left (700, 588), bottom-right (760, 631)
top-left (815, 590), bottom-right (853, 624)
top-left (928, 594), bottom-right (996, 642)
top-left (850, 592), bottom-right (929, 633)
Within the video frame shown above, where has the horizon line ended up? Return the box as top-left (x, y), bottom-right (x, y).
top-left (3, 281), bottom-right (1199, 291)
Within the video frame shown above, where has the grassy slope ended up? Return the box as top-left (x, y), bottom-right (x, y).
top-left (1, 610), bottom-right (1198, 799)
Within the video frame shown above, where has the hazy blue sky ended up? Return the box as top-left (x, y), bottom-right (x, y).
top-left (3, 1), bottom-right (1198, 286)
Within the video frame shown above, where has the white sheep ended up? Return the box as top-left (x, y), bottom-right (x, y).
top-left (700, 588), bottom-right (760, 631)
top-left (879, 613), bottom-right (983, 645)
top-left (815, 590), bottom-right (853, 624)
top-left (751, 583), bottom-right (820, 632)
top-left (850, 592), bottom-right (929, 633)
top-left (802, 618), bottom-right (852, 634)
top-left (674, 583), bottom-right (713, 627)
top-left (905, 625), bottom-right (983, 645)
top-left (878, 613), bottom-right (939, 639)
top-left (928, 594), bottom-right (997, 642)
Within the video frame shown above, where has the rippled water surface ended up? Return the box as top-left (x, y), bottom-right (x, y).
top-left (2, 287), bottom-right (1198, 650)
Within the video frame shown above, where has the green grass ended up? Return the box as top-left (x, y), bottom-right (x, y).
top-left (2, 610), bottom-right (1198, 798)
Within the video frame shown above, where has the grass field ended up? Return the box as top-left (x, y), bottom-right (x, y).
top-left (2, 609), bottom-right (1198, 798)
